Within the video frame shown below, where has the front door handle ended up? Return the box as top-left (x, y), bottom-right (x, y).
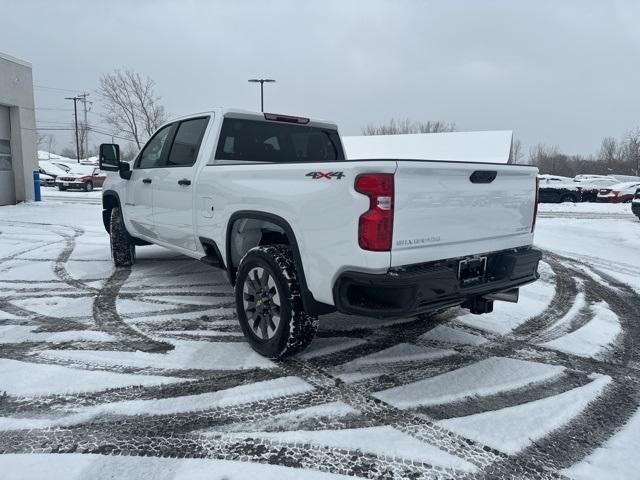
top-left (178, 179), bottom-right (191, 186)
top-left (142, 178), bottom-right (152, 184)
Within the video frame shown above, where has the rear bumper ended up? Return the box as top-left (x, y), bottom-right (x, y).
top-left (333, 247), bottom-right (542, 317)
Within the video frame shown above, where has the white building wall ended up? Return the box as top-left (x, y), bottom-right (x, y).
top-left (0, 52), bottom-right (37, 205)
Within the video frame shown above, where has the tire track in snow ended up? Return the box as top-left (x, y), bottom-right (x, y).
top-left (93, 267), bottom-right (174, 353)
top-left (2, 216), bottom-right (640, 479)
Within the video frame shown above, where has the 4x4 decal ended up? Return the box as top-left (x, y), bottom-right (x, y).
top-left (306, 171), bottom-right (345, 180)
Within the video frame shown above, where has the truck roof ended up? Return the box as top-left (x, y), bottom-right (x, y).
top-left (166, 108), bottom-right (339, 130)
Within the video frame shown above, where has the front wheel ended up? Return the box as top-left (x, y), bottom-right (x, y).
top-left (110, 207), bottom-right (135, 267)
top-left (84, 181), bottom-right (93, 192)
top-left (235, 245), bottom-right (318, 358)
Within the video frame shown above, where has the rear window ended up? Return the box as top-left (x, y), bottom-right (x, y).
top-left (215, 118), bottom-right (344, 163)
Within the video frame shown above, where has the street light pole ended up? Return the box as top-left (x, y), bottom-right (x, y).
top-left (248, 78), bottom-right (276, 112)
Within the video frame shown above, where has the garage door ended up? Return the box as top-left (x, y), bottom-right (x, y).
top-left (0, 105), bottom-right (15, 205)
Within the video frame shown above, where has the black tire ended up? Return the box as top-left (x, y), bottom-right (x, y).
top-left (84, 181), bottom-right (93, 192)
top-left (560, 194), bottom-right (577, 203)
top-left (110, 207), bottom-right (135, 267)
top-left (58, 186), bottom-right (67, 191)
top-left (235, 244), bottom-right (318, 358)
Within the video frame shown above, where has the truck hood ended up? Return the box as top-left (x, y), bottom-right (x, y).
top-left (342, 130), bottom-right (513, 164)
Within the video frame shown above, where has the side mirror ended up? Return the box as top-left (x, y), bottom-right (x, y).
top-left (99, 143), bottom-right (120, 171)
top-left (118, 161), bottom-right (132, 180)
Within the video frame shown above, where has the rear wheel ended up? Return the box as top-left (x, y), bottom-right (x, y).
top-left (235, 245), bottom-right (318, 358)
top-left (560, 193), bottom-right (577, 203)
top-left (110, 207), bottom-right (135, 267)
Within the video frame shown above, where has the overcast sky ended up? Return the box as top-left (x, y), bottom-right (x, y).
top-left (3, 0), bottom-right (639, 156)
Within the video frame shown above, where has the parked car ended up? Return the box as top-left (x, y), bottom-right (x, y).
top-left (574, 174), bottom-right (616, 182)
top-left (631, 188), bottom-right (640, 220)
top-left (538, 175), bottom-right (581, 203)
top-left (38, 160), bottom-right (69, 181)
top-left (51, 162), bottom-right (72, 173)
top-left (55, 165), bottom-right (106, 191)
top-left (38, 171), bottom-right (55, 187)
top-left (99, 108), bottom-right (541, 358)
top-left (574, 177), bottom-right (619, 202)
top-left (597, 181), bottom-right (640, 203)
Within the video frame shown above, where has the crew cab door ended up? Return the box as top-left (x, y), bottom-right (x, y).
top-left (126, 123), bottom-right (174, 239)
top-left (152, 116), bottom-right (210, 252)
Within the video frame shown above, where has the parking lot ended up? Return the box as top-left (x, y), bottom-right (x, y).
top-left (0, 199), bottom-right (639, 480)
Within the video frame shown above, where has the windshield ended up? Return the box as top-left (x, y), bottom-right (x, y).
top-left (215, 118), bottom-right (345, 163)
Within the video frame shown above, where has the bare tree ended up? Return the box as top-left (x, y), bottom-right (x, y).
top-left (75, 121), bottom-right (89, 160)
top-left (97, 69), bottom-right (168, 149)
top-left (620, 129), bottom-right (640, 176)
top-left (36, 133), bottom-right (56, 159)
top-left (598, 136), bottom-right (618, 168)
top-left (362, 118), bottom-right (456, 136)
top-left (60, 147), bottom-right (77, 159)
top-left (509, 139), bottom-right (523, 164)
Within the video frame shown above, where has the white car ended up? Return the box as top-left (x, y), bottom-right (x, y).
top-left (99, 108), bottom-right (542, 357)
top-left (597, 181), bottom-right (640, 203)
top-left (38, 160), bottom-right (69, 179)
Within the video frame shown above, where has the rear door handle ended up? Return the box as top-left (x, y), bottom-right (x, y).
top-left (142, 178), bottom-right (152, 184)
top-left (178, 179), bottom-right (191, 186)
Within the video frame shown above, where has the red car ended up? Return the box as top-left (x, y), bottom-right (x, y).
top-left (597, 181), bottom-right (640, 203)
top-left (55, 166), bottom-right (106, 192)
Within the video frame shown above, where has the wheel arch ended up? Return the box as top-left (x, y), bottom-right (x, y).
top-left (225, 210), bottom-right (335, 316)
top-left (102, 190), bottom-right (121, 233)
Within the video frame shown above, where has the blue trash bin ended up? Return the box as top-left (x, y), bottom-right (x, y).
top-left (33, 170), bottom-right (41, 202)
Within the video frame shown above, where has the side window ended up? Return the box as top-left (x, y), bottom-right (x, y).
top-left (137, 124), bottom-right (173, 169)
top-left (166, 117), bottom-right (209, 167)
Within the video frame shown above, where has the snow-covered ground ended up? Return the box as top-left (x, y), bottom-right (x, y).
top-left (0, 197), bottom-right (639, 479)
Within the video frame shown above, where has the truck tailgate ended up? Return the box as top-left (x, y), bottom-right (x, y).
top-left (391, 161), bottom-right (537, 267)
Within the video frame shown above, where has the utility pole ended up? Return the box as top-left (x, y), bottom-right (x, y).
top-left (78, 93), bottom-right (91, 160)
top-left (248, 78), bottom-right (276, 112)
top-left (65, 96), bottom-right (80, 163)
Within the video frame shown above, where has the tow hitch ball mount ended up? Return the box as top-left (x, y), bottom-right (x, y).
top-left (463, 288), bottom-right (520, 315)
top-left (463, 297), bottom-right (494, 315)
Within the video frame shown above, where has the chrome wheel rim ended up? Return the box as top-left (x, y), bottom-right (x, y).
top-left (242, 266), bottom-right (281, 340)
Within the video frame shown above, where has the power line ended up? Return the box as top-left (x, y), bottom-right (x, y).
top-left (29, 126), bottom-right (136, 143)
top-left (35, 107), bottom-right (75, 111)
top-left (34, 84), bottom-right (83, 94)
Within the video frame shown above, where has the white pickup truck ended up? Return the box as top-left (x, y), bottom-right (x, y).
top-left (99, 108), bottom-right (542, 358)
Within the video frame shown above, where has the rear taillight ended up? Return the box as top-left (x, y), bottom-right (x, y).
top-left (532, 177), bottom-right (539, 233)
top-left (355, 173), bottom-right (394, 251)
